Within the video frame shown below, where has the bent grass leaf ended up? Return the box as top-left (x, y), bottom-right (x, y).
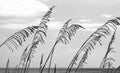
top-left (0, 26), bottom-right (40, 51)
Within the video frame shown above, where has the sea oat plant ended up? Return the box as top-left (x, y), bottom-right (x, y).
top-left (66, 17), bottom-right (120, 73)
top-left (40, 19), bottom-right (85, 73)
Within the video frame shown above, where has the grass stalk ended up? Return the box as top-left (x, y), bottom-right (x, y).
top-left (5, 58), bottom-right (10, 73)
top-left (54, 64), bottom-right (57, 73)
top-left (39, 53), bottom-right (44, 73)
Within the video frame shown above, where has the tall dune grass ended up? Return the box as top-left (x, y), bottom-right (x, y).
top-left (99, 30), bottom-right (117, 73)
top-left (2, 6), bottom-right (120, 73)
top-left (20, 6), bottom-right (55, 73)
top-left (40, 19), bottom-right (85, 73)
top-left (99, 17), bottom-right (120, 73)
top-left (66, 18), bottom-right (120, 73)
top-left (3, 6), bottom-right (54, 73)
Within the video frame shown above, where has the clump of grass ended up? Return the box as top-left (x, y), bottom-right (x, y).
top-left (66, 17), bottom-right (120, 73)
top-left (40, 19), bottom-right (85, 73)
top-left (99, 30), bottom-right (116, 73)
top-left (0, 6), bottom-right (55, 52)
top-left (21, 6), bottom-right (55, 73)
top-left (2, 6), bottom-right (120, 73)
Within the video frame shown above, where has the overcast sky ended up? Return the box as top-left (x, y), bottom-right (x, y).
top-left (0, 0), bottom-right (120, 68)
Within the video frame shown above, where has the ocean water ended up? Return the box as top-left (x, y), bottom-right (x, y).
top-left (0, 68), bottom-right (120, 73)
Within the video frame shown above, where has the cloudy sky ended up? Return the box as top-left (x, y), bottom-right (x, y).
top-left (0, 0), bottom-right (120, 68)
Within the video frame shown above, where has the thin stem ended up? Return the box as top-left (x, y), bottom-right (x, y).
top-left (48, 41), bottom-right (58, 73)
top-left (5, 58), bottom-right (10, 73)
top-left (41, 41), bottom-right (58, 73)
top-left (54, 64), bottom-right (57, 73)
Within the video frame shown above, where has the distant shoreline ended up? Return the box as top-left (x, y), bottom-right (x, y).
top-left (0, 68), bottom-right (117, 70)
top-left (0, 68), bottom-right (120, 73)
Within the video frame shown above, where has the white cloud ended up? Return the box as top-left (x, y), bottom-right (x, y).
top-left (82, 23), bottom-right (103, 28)
top-left (0, 24), bottom-right (30, 29)
top-left (41, 0), bottom-right (49, 2)
top-left (100, 14), bottom-right (112, 18)
top-left (79, 19), bottom-right (91, 22)
top-left (0, 23), bottom-right (38, 29)
top-left (0, 19), bottom-right (41, 29)
top-left (81, 23), bottom-right (104, 31)
top-left (0, 20), bottom-right (104, 31)
top-left (0, 21), bottom-right (63, 30)
top-left (47, 22), bottom-right (63, 30)
top-left (0, 0), bottom-right (48, 16)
